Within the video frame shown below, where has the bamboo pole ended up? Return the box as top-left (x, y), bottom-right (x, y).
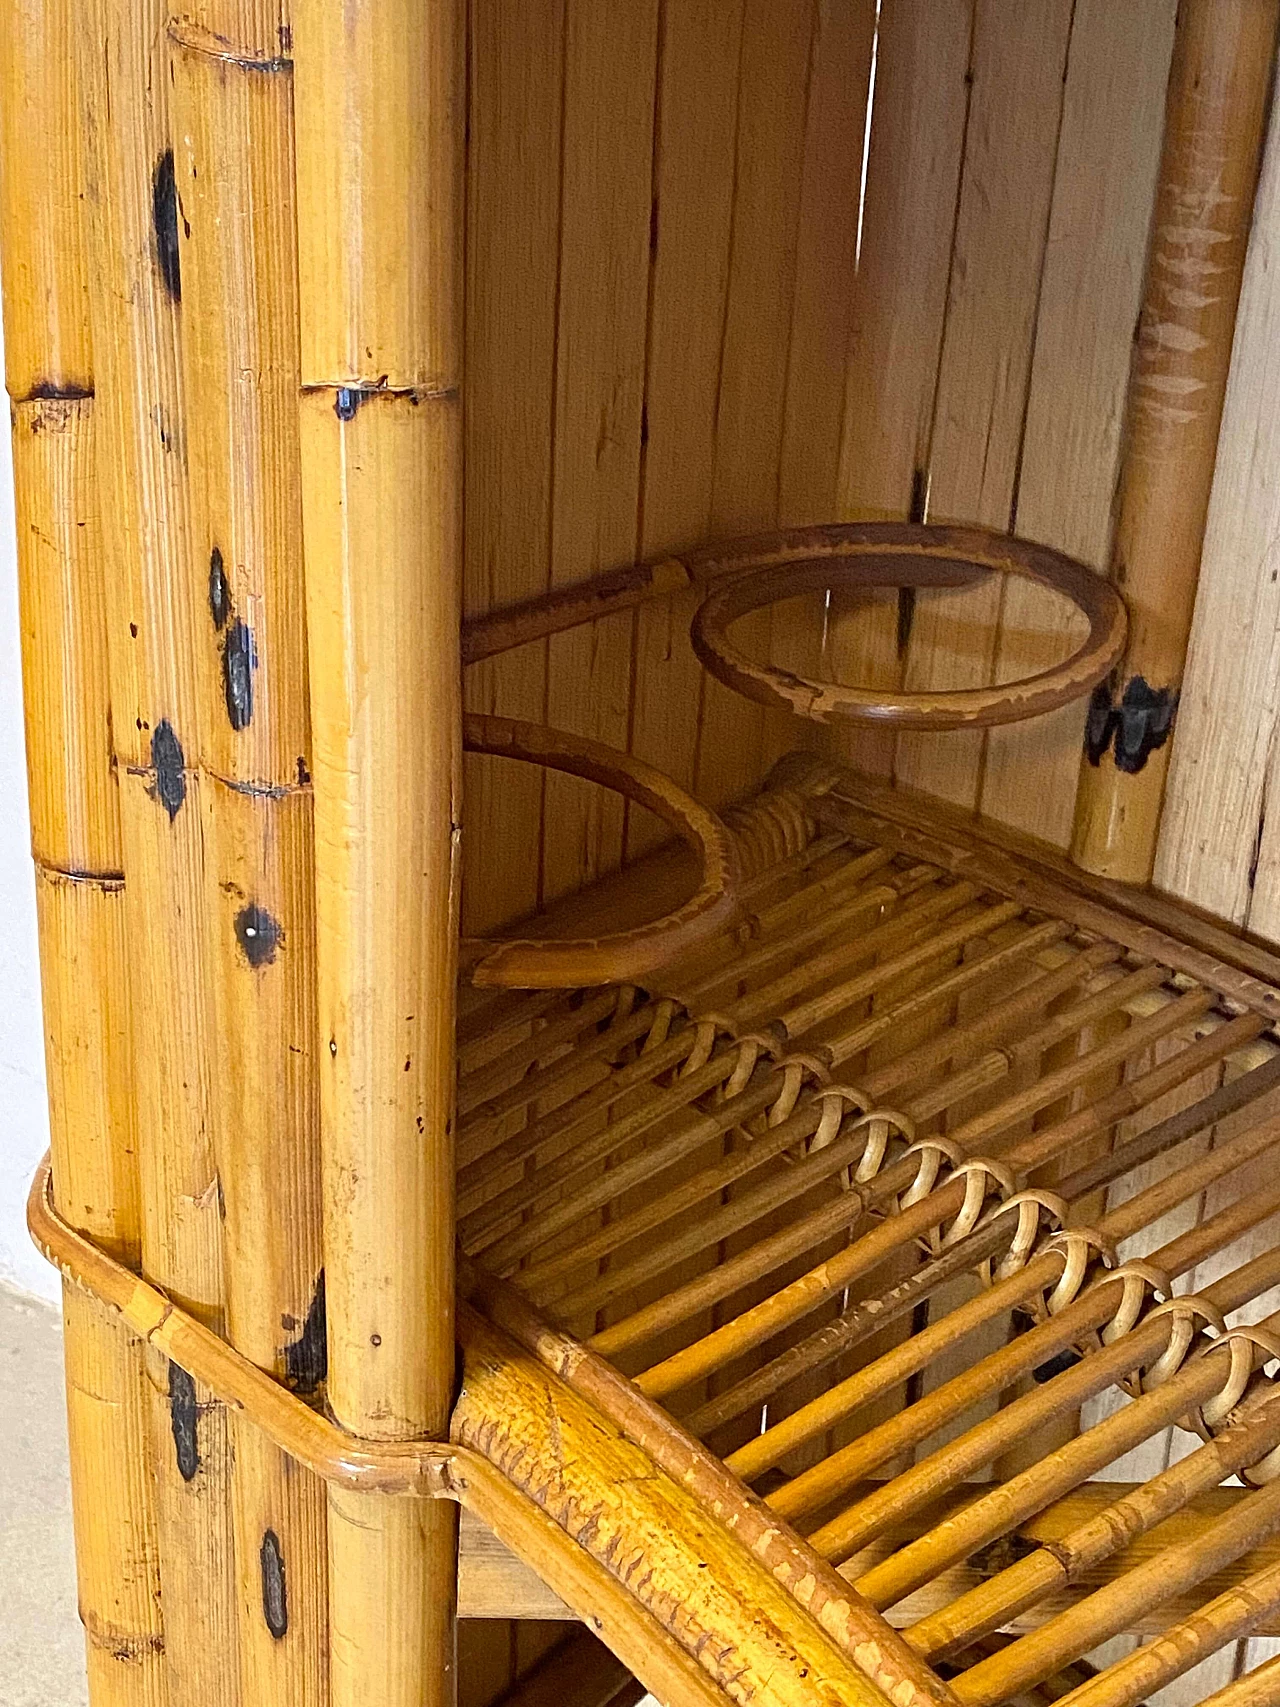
top-left (166, 6), bottom-right (327, 1701)
top-left (1071, 0), bottom-right (1279, 881)
top-left (291, 2), bottom-right (464, 1704)
top-left (73, 0), bottom-right (243, 1697)
top-left (0, 3), bottom-right (165, 1699)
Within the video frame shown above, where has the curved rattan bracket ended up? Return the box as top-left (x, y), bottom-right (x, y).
top-left (462, 713), bottom-right (739, 989)
top-left (689, 522), bottom-right (1128, 730)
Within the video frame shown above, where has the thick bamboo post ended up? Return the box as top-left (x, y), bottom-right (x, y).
top-left (75, 0), bottom-right (240, 1697)
top-left (0, 3), bottom-right (165, 1699)
top-left (292, 4), bottom-right (464, 1706)
top-left (166, 4), bottom-right (327, 1702)
top-left (1071, 0), bottom-right (1278, 881)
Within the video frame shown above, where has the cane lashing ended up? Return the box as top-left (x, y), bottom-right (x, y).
top-left (462, 713), bottom-right (739, 988)
top-left (689, 522), bottom-right (1128, 729)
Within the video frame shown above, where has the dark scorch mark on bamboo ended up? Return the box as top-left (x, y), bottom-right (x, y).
top-left (260, 1530), bottom-right (288, 1638)
top-left (223, 617), bottom-right (255, 730)
top-left (1083, 673), bottom-right (1178, 773)
top-left (282, 1271), bottom-right (327, 1395)
top-left (209, 547), bottom-right (230, 630)
top-left (151, 720), bottom-right (187, 820)
top-left (168, 1362), bottom-right (199, 1481)
top-left (151, 151), bottom-right (182, 303)
top-left (234, 902), bottom-right (281, 968)
top-left (25, 381), bottom-right (94, 403)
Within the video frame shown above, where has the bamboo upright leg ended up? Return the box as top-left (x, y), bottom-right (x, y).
top-left (0, 9), bottom-right (165, 1697)
top-left (75, 0), bottom-right (240, 1697)
top-left (166, 7), bottom-right (327, 1703)
top-left (1071, 0), bottom-right (1279, 881)
top-left (292, 3), bottom-right (464, 1705)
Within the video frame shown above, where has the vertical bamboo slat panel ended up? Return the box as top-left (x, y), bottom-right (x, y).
top-left (166, 6), bottom-right (327, 1701)
top-left (768, 0), bottom-right (876, 767)
top-left (978, 0), bottom-right (1175, 848)
top-left (75, 0), bottom-right (241, 1697)
top-left (827, 0), bottom-right (973, 780)
top-left (541, 0), bottom-right (657, 905)
top-left (777, 0), bottom-right (874, 534)
top-left (0, 4), bottom-right (165, 1696)
top-left (696, 0), bottom-right (813, 810)
top-left (462, 0), bottom-right (563, 935)
top-left (292, 1), bottom-right (463, 1702)
top-left (626, 0), bottom-right (743, 860)
top-left (1072, 0), bottom-right (1279, 883)
top-left (894, 0), bottom-right (1073, 812)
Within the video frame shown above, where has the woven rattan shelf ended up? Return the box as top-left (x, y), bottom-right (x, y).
top-left (33, 753), bottom-right (1280, 1707)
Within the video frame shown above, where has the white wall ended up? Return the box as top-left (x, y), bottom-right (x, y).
top-left (0, 325), bottom-right (56, 1303)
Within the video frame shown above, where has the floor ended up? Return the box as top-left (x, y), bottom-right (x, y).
top-left (0, 1281), bottom-right (88, 1707)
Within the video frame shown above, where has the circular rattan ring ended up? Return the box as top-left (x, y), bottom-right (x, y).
top-left (462, 713), bottom-right (739, 990)
top-left (688, 522), bottom-right (1128, 730)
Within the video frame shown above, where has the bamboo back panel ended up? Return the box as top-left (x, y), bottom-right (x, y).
top-left (459, 0), bottom-right (1260, 942)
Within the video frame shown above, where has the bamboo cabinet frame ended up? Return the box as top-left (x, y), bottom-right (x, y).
top-left (12, 5), bottom-right (1280, 1707)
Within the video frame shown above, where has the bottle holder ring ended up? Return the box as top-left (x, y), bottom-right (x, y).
top-left (688, 522), bottom-right (1128, 731)
top-left (462, 713), bottom-right (738, 990)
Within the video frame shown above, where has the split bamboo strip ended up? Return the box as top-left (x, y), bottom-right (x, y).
top-left (541, 0), bottom-right (656, 906)
top-left (1071, 0), bottom-right (1279, 882)
top-left (626, 0), bottom-right (742, 853)
top-left (0, 2), bottom-right (165, 1696)
top-left (693, 0), bottom-right (816, 809)
top-left (461, 0), bottom-right (562, 934)
top-left (166, 10), bottom-right (326, 1702)
top-left (894, 0), bottom-right (1072, 812)
top-left (292, 2), bottom-right (463, 1703)
top-left (75, 0), bottom-right (241, 1695)
top-left (827, 0), bottom-right (972, 779)
top-left (979, 0), bottom-right (1175, 848)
